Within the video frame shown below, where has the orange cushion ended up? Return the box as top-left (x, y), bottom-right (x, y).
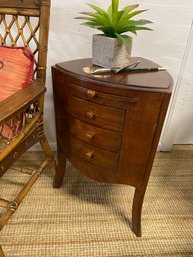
top-left (0, 46), bottom-right (34, 102)
top-left (0, 46), bottom-right (34, 139)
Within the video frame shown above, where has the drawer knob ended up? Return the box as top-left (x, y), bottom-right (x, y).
top-left (85, 132), bottom-right (94, 140)
top-left (87, 90), bottom-right (96, 99)
top-left (86, 111), bottom-right (95, 120)
top-left (85, 150), bottom-right (94, 160)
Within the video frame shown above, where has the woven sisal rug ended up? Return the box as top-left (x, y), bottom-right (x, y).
top-left (0, 146), bottom-right (193, 257)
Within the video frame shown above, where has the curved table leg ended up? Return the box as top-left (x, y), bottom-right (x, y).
top-left (53, 148), bottom-right (66, 188)
top-left (132, 187), bottom-right (146, 237)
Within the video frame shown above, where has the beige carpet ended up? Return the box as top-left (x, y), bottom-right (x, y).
top-left (0, 146), bottom-right (193, 257)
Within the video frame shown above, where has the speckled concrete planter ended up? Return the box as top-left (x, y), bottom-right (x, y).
top-left (92, 34), bottom-right (132, 68)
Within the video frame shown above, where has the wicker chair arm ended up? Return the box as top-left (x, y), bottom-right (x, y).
top-left (0, 79), bottom-right (46, 124)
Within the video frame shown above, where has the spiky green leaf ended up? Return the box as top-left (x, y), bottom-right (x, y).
top-left (119, 25), bottom-right (153, 34)
top-left (76, 15), bottom-right (111, 27)
top-left (76, 2), bottom-right (153, 46)
top-left (87, 4), bottom-right (110, 22)
top-left (80, 21), bottom-right (101, 29)
top-left (116, 9), bottom-right (149, 29)
top-left (122, 4), bottom-right (139, 15)
top-left (127, 9), bottom-right (148, 20)
top-left (107, 4), bottom-right (112, 21)
top-left (117, 5), bottom-right (139, 24)
top-left (116, 19), bottom-right (153, 33)
top-left (130, 26), bottom-right (153, 32)
top-left (75, 17), bottom-right (96, 22)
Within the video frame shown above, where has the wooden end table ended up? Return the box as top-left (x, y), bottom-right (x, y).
top-left (52, 57), bottom-right (173, 236)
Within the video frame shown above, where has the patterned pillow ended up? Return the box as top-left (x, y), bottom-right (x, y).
top-left (0, 45), bottom-right (34, 102)
top-left (0, 46), bottom-right (34, 139)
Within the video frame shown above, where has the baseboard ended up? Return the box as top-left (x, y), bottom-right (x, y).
top-left (29, 143), bottom-right (57, 152)
top-left (158, 141), bottom-right (172, 152)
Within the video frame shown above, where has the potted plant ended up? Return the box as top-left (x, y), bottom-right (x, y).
top-left (76, 0), bottom-right (153, 68)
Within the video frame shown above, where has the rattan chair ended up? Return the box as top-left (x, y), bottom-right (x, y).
top-left (0, 0), bottom-right (56, 252)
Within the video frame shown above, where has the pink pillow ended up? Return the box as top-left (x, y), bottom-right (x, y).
top-left (0, 45), bottom-right (34, 102)
top-left (0, 46), bottom-right (34, 139)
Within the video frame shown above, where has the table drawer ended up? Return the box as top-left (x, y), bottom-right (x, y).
top-left (64, 82), bottom-right (137, 109)
top-left (66, 95), bottom-right (125, 132)
top-left (68, 136), bottom-right (119, 171)
top-left (68, 116), bottom-right (122, 152)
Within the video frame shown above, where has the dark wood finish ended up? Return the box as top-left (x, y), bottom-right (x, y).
top-left (52, 58), bottom-right (173, 237)
top-left (68, 116), bottom-right (122, 152)
top-left (56, 58), bottom-right (173, 93)
top-left (66, 95), bottom-right (125, 132)
top-left (68, 136), bottom-right (119, 171)
top-left (63, 81), bottom-right (136, 109)
top-left (0, 0), bottom-right (40, 9)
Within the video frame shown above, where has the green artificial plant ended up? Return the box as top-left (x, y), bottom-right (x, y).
top-left (75, 0), bottom-right (153, 46)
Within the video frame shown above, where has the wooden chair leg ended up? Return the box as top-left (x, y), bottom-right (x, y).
top-left (0, 160), bottom-right (48, 231)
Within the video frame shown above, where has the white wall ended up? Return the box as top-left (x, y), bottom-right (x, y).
top-left (44, 0), bottom-right (193, 149)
